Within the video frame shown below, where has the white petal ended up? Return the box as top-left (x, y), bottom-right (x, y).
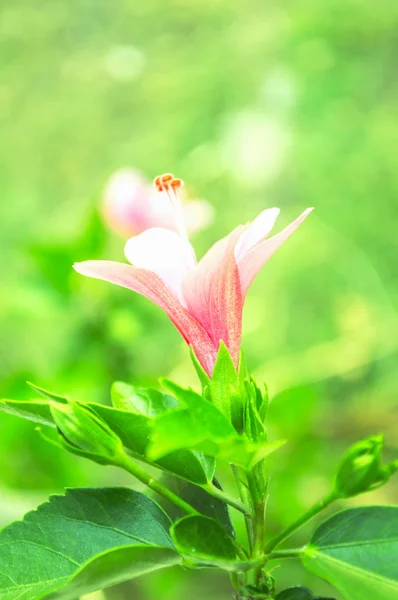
top-left (124, 227), bottom-right (196, 304)
top-left (234, 207), bottom-right (280, 261)
top-left (237, 208), bottom-right (314, 296)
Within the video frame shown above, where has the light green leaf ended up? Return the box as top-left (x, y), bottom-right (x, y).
top-left (27, 382), bottom-right (69, 403)
top-left (208, 341), bottom-right (243, 429)
top-left (0, 488), bottom-right (180, 600)
top-left (148, 380), bottom-right (284, 470)
top-left (190, 346), bottom-right (211, 390)
top-left (302, 506), bottom-right (398, 600)
top-left (111, 382), bottom-right (178, 416)
top-left (0, 397), bottom-right (215, 485)
top-left (170, 515), bottom-right (255, 572)
top-left (0, 399), bottom-right (54, 426)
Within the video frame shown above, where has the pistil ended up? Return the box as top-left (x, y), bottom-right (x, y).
top-left (154, 173), bottom-right (189, 243)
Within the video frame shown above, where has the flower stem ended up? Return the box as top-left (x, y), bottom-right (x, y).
top-left (115, 452), bottom-right (198, 516)
top-left (231, 465), bottom-right (254, 550)
top-left (202, 482), bottom-right (252, 517)
top-left (263, 490), bottom-right (338, 554)
top-left (247, 468), bottom-right (267, 586)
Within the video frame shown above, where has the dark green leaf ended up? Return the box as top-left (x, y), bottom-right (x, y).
top-left (302, 506), bottom-right (398, 600)
top-left (171, 515), bottom-right (254, 572)
top-left (154, 476), bottom-right (235, 537)
top-left (0, 488), bottom-right (180, 600)
top-left (275, 586), bottom-right (314, 599)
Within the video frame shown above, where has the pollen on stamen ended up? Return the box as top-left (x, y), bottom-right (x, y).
top-left (153, 173), bottom-right (184, 193)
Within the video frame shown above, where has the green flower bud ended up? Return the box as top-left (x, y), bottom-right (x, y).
top-left (334, 435), bottom-right (396, 498)
top-left (50, 401), bottom-right (123, 462)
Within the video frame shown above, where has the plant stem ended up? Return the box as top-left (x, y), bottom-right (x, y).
top-left (247, 468), bottom-right (266, 586)
top-left (263, 490), bottom-right (338, 554)
top-left (202, 482), bottom-right (252, 517)
top-left (116, 452), bottom-right (198, 516)
top-left (268, 548), bottom-right (303, 560)
top-left (231, 465), bottom-right (254, 551)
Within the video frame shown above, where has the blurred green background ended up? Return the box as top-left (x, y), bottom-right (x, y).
top-left (1, 1), bottom-right (397, 598)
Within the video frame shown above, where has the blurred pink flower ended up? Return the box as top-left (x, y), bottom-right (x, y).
top-left (75, 174), bottom-right (313, 376)
top-left (102, 168), bottom-right (214, 238)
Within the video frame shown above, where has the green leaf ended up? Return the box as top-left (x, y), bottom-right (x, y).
top-left (27, 382), bottom-right (69, 403)
top-left (0, 398), bottom-right (54, 426)
top-left (302, 506), bottom-right (398, 600)
top-left (275, 587), bottom-right (314, 599)
top-left (208, 341), bottom-right (243, 430)
top-left (0, 396), bottom-right (215, 485)
top-left (154, 476), bottom-right (235, 537)
top-left (0, 488), bottom-right (180, 600)
top-left (171, 515), bottom-right (254, 572)
top-left (190, 346), bottom-right (211, 390)
top-left (148, 380), bottom-right (285, 470)
top-left (111, 382), bottom-right (178, 416)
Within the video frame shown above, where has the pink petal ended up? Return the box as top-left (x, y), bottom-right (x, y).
top-left (237, 207), bottom-right (314, 296)
top-left (183, 227), bottom-right (243, 333)
top-left (73, 260), bottom-right (217, 374)
top-left (124, 228), bottom-right (197, 305)
top-left (183, 227), bottom-right (244, 367)
top-left (102, 169), bottom-right (153, 237)
top-left (208, 250), bottom-right (243, 368)
top-left (234, 207), bottom-right (280, 260)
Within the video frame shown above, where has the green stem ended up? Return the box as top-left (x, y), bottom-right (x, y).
top-left (247, 470), bottom-right (266, 586)
top-left (202, 482), bottom-right (252, 517)
top-left (231, 465), bottom-right (254, 551)
top-left (264, 490), bottom-right (338, 554)
top-left (116, 452), bottom-right (198, 516)
top-left (268, 548), bottom-right (303, 560)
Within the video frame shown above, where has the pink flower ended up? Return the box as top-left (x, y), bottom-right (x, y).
top-left (102, 168), bottom-right (214, 238)
top-left (75, 174), bottom-right (313, 376)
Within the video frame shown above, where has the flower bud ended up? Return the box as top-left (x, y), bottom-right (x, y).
top-left (334, 435), bottom-right (396, 498)
top-left (50, 401), bottom-right (123, 462)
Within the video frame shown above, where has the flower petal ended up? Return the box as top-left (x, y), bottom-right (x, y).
top-left (234, 207), bottom-right (280, 260)
top-left (208, 251), bottom-right (243, 368)
top-left (124, 228), bottom-right (197, 305)
top-left (183, 227), bottom-right (244, 367)
top-left (237, 207), bottom-right (314, 296)
top-left (183, 227), bottom-right (243, 332)
top-left (102, 169), bottom-right (153, 237)
top-left (73, 260), bottom-right (217, 374)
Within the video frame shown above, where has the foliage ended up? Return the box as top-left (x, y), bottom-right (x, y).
top-left (0, 356), bottom-right (396, 598)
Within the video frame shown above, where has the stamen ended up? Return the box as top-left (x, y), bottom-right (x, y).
top-left (153, 173), bottom-right (188, 242)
